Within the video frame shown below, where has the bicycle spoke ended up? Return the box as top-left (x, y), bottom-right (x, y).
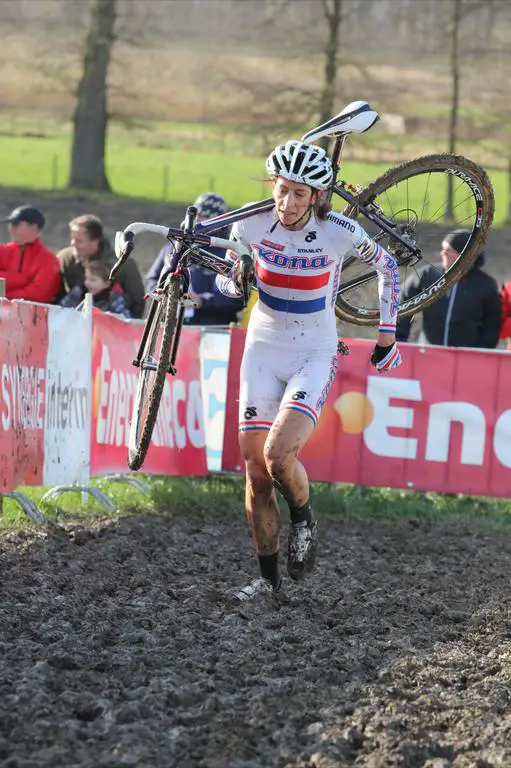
top-left (419, 172), bottom-right (432, 222)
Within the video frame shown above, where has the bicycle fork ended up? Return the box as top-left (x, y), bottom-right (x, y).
top-left (167, 298), bottom-right (185, 376)
top-left (131, 278), bottom-right (184, 377)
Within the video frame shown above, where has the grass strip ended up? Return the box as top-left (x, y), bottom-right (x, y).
top-left (2, 476), bottom-right (511, 532)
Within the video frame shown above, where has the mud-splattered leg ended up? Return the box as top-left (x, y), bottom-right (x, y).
top-left (239, 430), bottom-right (281, 556)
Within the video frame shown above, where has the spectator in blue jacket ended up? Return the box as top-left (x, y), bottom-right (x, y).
top-left (146, 192), bottom-right (244, 326)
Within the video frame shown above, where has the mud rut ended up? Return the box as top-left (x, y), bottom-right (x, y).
top-left (2, 510), bottom-right (511, 768)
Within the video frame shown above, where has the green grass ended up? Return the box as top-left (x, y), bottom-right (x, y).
top-left (0, 111), bottom-right (508, 223)
top-left (2, 476), bottom-right (511, 532)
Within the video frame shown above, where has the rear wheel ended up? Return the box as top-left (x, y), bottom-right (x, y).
top-left (335, 153), bottom-right (495, 326)
top-left (128, 278), bottom-right (180, 470)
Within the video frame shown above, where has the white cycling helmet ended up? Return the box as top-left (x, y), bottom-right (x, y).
top-left (266, 140), bottom-right (333, 190)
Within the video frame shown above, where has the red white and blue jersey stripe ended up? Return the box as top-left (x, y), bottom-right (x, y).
top-left (216, 209), bottom-right (399, 351)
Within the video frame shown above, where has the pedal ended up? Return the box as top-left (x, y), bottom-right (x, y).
top-left (168, 364), bottom-right (177, 375)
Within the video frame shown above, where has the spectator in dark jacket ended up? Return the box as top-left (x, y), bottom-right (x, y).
top-left (146, 192), bottom-right (244, 326)
top-left (396, 229), bottom-right (501, 349)
top-left (60, 260), bottom-right (131, 319)
top-left (57, 214), bottom-right (145, 318)
top-left (0, 205), bottom-right (61, 303)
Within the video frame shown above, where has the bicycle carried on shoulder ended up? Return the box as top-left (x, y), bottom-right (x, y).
top-left (110, 100), bottom-right (494, 470)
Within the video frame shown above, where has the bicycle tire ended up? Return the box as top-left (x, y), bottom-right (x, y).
top-left (128, 278), bottom-right (180, 470)
top-left (335, 153), bottom-right (494, 326)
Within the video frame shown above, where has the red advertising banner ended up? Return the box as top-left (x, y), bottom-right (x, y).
top-left (0, 301), bottom-right (47, 491)
top-left (91, 311), bottom-right (207, 477)
top-left (222, 329), bottom-right (511, 498)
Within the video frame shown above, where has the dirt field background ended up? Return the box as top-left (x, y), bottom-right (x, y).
top-left (2, 507), bottom-right (511, 767)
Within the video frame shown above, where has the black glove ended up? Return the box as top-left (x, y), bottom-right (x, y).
top-left (370, 342), bottom-right (402, 373)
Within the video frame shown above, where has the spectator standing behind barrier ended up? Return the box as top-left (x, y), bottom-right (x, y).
top-left (59, 260), bottom-right (131, 319)
top-left (146, 192), bottom-right (244, 325)
top-left (57, 214), bottom-right (145, 318)
top-left (0, 205), bottom-right (61, 303)
top-left (396, 229), bottom-right (501, 348)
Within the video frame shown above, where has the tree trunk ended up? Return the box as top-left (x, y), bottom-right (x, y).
top-left (317, 0), bottom-right (343, 151)
top-left (446, 0), bottom-right (462, 220)
top-left (69, 0), bottom-right (116, 191)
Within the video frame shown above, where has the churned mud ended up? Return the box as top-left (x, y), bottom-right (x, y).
top-left (2, 509), bottom-right (511, 767)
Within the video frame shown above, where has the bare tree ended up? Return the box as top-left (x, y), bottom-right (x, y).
top-left (317, 0), bottom-right (343, 149)
top-left (69, 0), bottom-right (117, 191)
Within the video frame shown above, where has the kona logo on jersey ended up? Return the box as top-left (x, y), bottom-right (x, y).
top-left (261, 238), bottom-right (285, 252)
top-left (254, 245), bottom-right (333, 270)
top-left (244, 406), bottom-right (257, 420)
top-left (330, 213), bottom-right (356, 234)
top-left (291, 390), bottom-right (307, 401)
top-left (305, 231), bottom-right (317, 243)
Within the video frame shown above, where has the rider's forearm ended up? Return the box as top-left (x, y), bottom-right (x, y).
top-left (353, 233), bottom-right (399, 335)
top-left (373, 244), bottom-right (399, 335)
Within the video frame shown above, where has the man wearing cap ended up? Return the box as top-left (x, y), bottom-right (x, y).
top-left (0, 205), bottom-right (61, 304)
top-left (146, 192), bottom-right (243, 325)
top-left (396, 228), bottom-right (501, 348)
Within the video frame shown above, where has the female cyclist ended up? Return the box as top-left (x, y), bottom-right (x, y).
top-left (217, 140), bottom-right (402, 601)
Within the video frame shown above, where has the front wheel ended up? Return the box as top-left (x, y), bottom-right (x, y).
top-left (128, 278), bottom-right (180, 470)
top-left (335, 153), bottom-right (495, 326)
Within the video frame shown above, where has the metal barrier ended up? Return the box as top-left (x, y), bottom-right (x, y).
top-left (0, 491), bottom-right (47, 524)
top-left (1, 475), bottom-right (151, 524)
top-left (40, 485), bottom-right (118, 512)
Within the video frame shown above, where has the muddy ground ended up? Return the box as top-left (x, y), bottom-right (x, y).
top-left (2, 509), bottom-right (511, 767)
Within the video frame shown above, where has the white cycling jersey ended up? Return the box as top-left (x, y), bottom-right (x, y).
top-left (217, 208), bottom-right (399, 353)
top-left (216, 207), bottom-right (400, 430)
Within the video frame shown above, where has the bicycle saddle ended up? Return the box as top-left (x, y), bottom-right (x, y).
top-left (302, 101), bottom-right (379, 144)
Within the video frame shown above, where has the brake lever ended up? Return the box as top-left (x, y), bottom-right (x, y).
top-left (110, 230), bottom-right (135, 281)
top-left (239, 252), bottom-right (255, 305)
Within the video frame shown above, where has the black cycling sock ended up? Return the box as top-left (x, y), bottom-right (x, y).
top-left (289, 501), bottom-right (312, 526)
top-left (257, 552), bottom-right (281, 589)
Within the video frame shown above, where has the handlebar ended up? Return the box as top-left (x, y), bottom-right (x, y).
top-left (109, 218), bottom-right (251, 282)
